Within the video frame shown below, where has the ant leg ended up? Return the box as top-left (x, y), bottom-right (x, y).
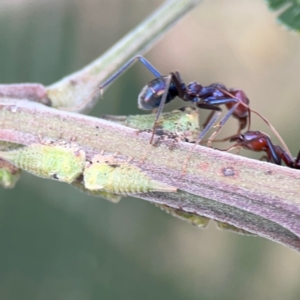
top-left (62, 55), bottom-right (162, 112)
top-left (181, 110), bottom-right (222, 174)
top-left (206, 103), bottom-right (239, 147)
top-left (295, 150), bottom-right (300, 166)
top-left (202, 111), bottom-right (215, 130)
top-left (171, 71), bottom-right (185, 98)
top-left (260, 155), bottom-right (269, 162)
top-left (100, 55), bottom-right (161, 93)
top-left (140, 73), bottom-right (178, 163)
top-left (219, 87), bottom-right (251, 131)
top-left (216, 144), bottom-right (241, 152)
top-left (264, 137), bottom-right (282, 165)
top-left (252, 110), bottom-right (292, 159)
top-left (149, 73), bottom-right (173, 144)
top-left (290, 150), bottom-right (300, 169)
top-left (202, 114), bottom-right (247, 145)
top-left (220, 88), bottom-right (292, 159)
top-left (198, 111), bottom-right (222, 143)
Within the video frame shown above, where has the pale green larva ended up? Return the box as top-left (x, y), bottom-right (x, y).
top-left (215, 221), bottom-right (254, 236)
top-left (104, 106), bottom-right (200, 143)
top-left (157, 204), bottom-right (254, 235)
top-left (155, 204), bottom-right (210, 228)
top-left (72, 180), bottom-right (122, 203)
top-left (83, 155), bottom-right (177, 195)
top-left (0, 159), bottom-right (21, 189)
top-left (0, 143), bottom-right (86, 183)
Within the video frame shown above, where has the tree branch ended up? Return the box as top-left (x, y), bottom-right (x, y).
top-left (1, 99), bottom-right (300, 251)
top-left (1, 0), bottom-right (299, 251)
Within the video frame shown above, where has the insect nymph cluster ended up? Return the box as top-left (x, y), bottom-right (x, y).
top-left (0, 107), bottom-right (252, 236)
top-left (0, 141), bottom-right (177, 196)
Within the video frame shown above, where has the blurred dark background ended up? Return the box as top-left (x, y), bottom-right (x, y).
top-left (1, 0), bottom-right (300, 299)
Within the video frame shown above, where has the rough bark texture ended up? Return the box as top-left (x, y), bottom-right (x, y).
top-left (1, 99), bottom-right (300, 251)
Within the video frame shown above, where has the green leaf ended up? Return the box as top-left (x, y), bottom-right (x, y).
top-left (267, 0), bottom-right (289, 10)
top-left (265, 0), bottom-right (300, 31)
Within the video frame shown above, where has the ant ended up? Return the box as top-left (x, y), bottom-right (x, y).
top-left (96, 55), bottom-right (251, 145)
top-left (228, 131), bottom-right (300, 169)
top-left (82, 55), bottom-right (291, 170)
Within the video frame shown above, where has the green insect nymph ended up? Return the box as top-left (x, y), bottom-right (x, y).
top-left (0, 159), bottom-right (21, 189)
top-left (83, 155), bottom-right (177, 195)
top-left (0, 143), bottom-right (86, 183)
top-left (103, 106), bottom-right (200, 143)
top-left (72, 181), bottom-right (122, 203)
top-left (156, 204), bottom-right (210, 228)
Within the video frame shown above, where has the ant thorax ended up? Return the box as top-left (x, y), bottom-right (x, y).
top-left (184, 82), bottom-right (203, 101)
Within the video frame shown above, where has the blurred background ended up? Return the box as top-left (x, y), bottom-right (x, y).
top-left (1, 0), bottom-right (300, 299)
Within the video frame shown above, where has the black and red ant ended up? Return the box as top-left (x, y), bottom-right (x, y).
top-left (228, 131), bottom-right (300, 169)
top-left (97, 55), bottom-right (251, 145)
top-left (82, 55), bottom-right (292, 167)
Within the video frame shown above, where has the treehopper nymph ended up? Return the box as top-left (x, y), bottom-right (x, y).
top-left (72, 180), bottom-right (122, 203)
top-left (157, 204), bottom-right (254, 235)
top-left (214, 221), bottom-right (254, 236)
top-left (0, 142), bottom-right (85, 183)
top-left (155, 204), bottom-right (210, 228)
top-left (0, 159), bottom-right (21, 189)
top-left (103, 106), bottom-right (200, 146)
top-left (83, 154), bottom-right (177, 195)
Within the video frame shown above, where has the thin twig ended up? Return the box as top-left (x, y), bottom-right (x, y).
top-left (47, 0), bottom-right (202, 110)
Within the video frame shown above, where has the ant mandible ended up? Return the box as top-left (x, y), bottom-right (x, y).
top-left (97, 55), bottom-right (250, 145)
top-left (228, 131), bottom-right (300, 169)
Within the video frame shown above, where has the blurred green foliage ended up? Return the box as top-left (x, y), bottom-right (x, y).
top-left (266, 0), bottom-right (300, 31)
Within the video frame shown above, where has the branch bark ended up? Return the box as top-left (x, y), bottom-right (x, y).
top-left (1, 99), bottom-right (300, 251)
top-left (1, 0), bottom-right (299, 251)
